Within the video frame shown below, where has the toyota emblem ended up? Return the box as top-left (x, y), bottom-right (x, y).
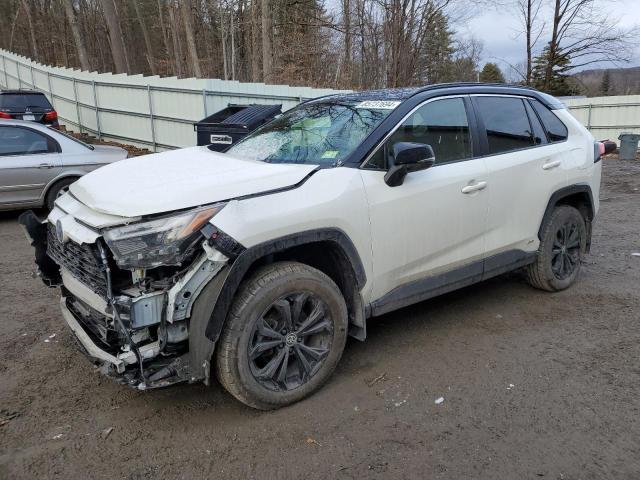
top-left (55, 219), bottom-right (65, 243)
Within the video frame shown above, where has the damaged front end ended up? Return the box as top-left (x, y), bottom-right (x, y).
top-left (19, 201), bottom-right (241, 390)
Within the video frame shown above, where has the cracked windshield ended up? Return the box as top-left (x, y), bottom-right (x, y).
top-left (226, 101), bottom-right (396, 166)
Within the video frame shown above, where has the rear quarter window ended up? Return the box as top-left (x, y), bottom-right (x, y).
top-left (529, 99), bottom-right (568, 142)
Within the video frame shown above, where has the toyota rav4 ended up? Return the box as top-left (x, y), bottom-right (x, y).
top-left (20, 83), bottom-right (605, 409)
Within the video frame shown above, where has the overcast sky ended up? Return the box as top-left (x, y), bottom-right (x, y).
top-left (461, 0), bottom-right (640, 79)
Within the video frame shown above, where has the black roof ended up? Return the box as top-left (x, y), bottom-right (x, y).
top-left (0, 89), bottom-right (46, 95)
top-left (313, 87), bottom-right (421, 103)
top-left (310, 83), bottom-right (564, 109)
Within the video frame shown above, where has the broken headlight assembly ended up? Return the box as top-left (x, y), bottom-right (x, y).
top-left (103, 204), bottom-right (226, 269)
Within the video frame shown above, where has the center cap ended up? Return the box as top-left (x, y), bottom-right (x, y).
top-left (285, 333), bottom-right (298, 346)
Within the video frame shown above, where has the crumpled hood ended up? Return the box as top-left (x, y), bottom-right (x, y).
top-left (69, 146), bottom-right (317, 217)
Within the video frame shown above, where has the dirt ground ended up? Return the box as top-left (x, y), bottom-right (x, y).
top-left (1, 157), bottom-right (639, 480)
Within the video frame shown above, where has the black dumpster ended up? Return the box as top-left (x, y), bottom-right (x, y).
top-left (194, 104), bottom-right (282, 150)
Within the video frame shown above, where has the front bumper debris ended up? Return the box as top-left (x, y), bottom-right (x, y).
top-left (61, 294), bottom-right (187, 388)
top-left (20, 209), bottom-right (230, 390)
top-left (60, 296), bottom-right (127, 373)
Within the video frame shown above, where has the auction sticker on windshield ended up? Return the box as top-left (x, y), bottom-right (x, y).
top-left (355, 101), bottom-right (401, 109)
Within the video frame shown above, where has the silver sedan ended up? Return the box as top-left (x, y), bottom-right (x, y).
top-left (0, 119), bottom-right (127, 211)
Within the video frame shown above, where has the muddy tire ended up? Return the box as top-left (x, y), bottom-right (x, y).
top-left (526, 205), bottom-right (587, 292)
top-left (45, 177), bottom-right (77, 210)
top-left (215, 261), bottom-right (348, 410)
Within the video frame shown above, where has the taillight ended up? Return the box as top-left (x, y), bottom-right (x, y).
top-left (44, 111), bottom-right (58, 122)
top-left (594, 143), bottom-right (601, 163)
top-left (595, 140), bottom-right (616, 162)
top-left (0, 112), bottom-right (11, 119)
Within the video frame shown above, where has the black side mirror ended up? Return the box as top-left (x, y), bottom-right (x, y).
top-left (384, 142), bottom-right (435, 187)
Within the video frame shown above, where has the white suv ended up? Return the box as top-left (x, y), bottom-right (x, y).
top-left (21, 84), bottom-right (604, 409)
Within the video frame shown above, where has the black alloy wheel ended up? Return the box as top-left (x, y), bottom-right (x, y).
top-left (551, 220), bottom-right (582, 280)
top-left (248, 292), bottom-right (333, 391)
top-left (526, 205), bottom-right (587, 292)
top-left (215, 261), bottom-right (348, 409)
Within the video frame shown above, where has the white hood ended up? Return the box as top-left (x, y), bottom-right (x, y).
top-left (69, 147), bottom-right (317, 217)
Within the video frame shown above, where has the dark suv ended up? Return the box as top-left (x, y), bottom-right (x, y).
top-left (0, 90), bottom-right (59, 127)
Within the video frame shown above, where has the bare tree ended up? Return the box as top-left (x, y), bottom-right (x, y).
top-left (230, 6), bottom-right (236, 80)
top-left (64, 0), bottom-right (91, 71)
top-left (19, 0), bottom-right (39, 60)
top-left (180, 0), bottom-right (203, 77)
top-left (261, 0), bottom-right (272, 82)
top-left (516, 0), bottom-right (544, 85)
top-left (342, 0), bottom-right (352, 85)
top-left (250, 0), bottom-right (261, 81)
top-left (382, 0), bottom-right (455, 87)
top-left (168, 2), bottom-right (184, 76)
top-left (8, 6), bottom-right (20, 51)
top-left (133, 0), bottom-right (157, 75)
top-left (99, 0), bottom-right (128, 73)
top-left (157, 0), bottom-right (174, 75)
top-left (0, 0), bottom-right (500, 90)
top-left (541, 0), bottom-right (638, 90)
top-left (168, 2), bottom-right (184, 77)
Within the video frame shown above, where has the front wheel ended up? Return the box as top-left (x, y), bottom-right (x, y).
top-left (215, 262), bottom-right (348, 409)
top-left (526, 205), bottom-right (587, 292)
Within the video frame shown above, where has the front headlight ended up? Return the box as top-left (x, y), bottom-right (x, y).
top-left (103, 204), bottom-right (226, 269)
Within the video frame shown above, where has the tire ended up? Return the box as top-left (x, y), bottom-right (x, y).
top-left (526, 205), bottom-right (587, 292)
top-left (45, 177), bottom-right (78, 210)
top-left (215, 261), bottom-right (348, 410)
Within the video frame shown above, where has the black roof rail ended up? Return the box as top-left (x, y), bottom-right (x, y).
top-left (413, 82), bottom-right (537, 93)
top-left (278, 82), bottom-right (563, 110)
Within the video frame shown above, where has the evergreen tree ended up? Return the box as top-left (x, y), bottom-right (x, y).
top-left (419, 11), bottom-right (455, 84)
top-left (479, 62), bottom-right (505, 83)
top-left (531, 44), bottom-right (575, 96)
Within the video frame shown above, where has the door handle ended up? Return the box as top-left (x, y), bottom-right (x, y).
top-left (38, 163), bottom-right (54, 169)
top-left (461, 181), bottom-right (487, 194)
top-left (542, 160), bottom-right (561, 170)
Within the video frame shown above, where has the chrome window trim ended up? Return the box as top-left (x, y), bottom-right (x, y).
top-left (471, 94), bottom-right (569, 157)
top-left (360, 94), bottom-right (471, 170)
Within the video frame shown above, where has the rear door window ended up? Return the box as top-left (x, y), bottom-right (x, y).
top-left (0, 126), bottom-right (56, 156)
top-left (529, 99), bottom-right (568, 142)
top-left (475, 96), bottom-right (535, 155)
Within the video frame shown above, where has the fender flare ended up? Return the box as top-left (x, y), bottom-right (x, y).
top-left (204, 228), bottom-right (366, 342)
top-left (538, 184), bottom-right (595, 246)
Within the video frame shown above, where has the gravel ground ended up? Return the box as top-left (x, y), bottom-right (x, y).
top-left (0, 157), bottom-right (639, 479)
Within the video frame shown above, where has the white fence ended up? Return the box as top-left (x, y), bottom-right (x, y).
top-left (563, 95), bottom-right (640, 143)
top-left (1, 49), bottom-right (638, 149)
top-left (0, 49), bottom-right (346, 151)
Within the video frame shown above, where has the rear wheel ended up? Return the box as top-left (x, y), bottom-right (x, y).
top-left (45, 177), bottom-right (78, 210)
top-left (215, 262), bottom-right (348, 409)
top-left (526, 205), bottom-right (587, 291)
